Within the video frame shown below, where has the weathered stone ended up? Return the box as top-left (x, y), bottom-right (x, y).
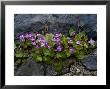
top-left (46, 65), bottom-right (57, 76)
top-left (82, 55), bottom-right (97, 70)
top-left (61, 67), bottom-right (69, 74)
top-left (70, 65), bottom-right (81, 74)
top-left (14, 14), bottom-right (97, 37)
top-left (63, 72), bottom-right (73, 76)
top-left (15, 57), bottom-right (44, 76)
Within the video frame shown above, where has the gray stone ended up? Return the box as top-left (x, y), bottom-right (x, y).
top-left (63, 72), bottom-right (73, 76)
top-left (46, 65), bottom-right (57, 76)
top-left (15, 57), bottom-right (44, 76)
top-left (82, 55), bottom-right (97, 70)
top-left (61, 67), bottom-right (69, 74)
top-left (14, 14), bottom-right (97, 37)
top-left (70, 65), bottom-right (81, 74)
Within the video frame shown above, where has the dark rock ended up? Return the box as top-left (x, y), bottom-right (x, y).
top-left (14, 14), bottom-right (97, 37)
top-left (82, 55), bottom-right (97, 70)
top-left (61, 67), bottom-right (69, 74)
top-left (15, 57), bottom-right (44, 76)
top-left (46, 65), bottom-right (57, 76)
top-left (63, 59), bottom-right (75, 67)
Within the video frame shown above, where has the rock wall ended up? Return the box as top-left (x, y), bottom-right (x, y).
top-left (14, 14), bottom-right (97, 37)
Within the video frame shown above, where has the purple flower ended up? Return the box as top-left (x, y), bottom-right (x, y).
top-left (68, 39), bottom-right (73, 44)
top-left (19, 35), bottom-right (25, 41)
top-left (35, 45), bottom-right (39, 48)
top-left (32, 41), bottom-right (36, 46)
top-left (36, 33), bottom-right (41, 37)
top-left (55, 45), bottom-right (62, 52)
top-left (28, 33), bottom-right (33, 38)
top-left (38, 37), bottom-right (45, 42)
top-left (69, 47), bottom-right (74, 54)
top-left (88, 38), bottom-right (95, 45)
top-left (37, 37), bottom-right (48, 47)
top-left (72, 32), bottom-right (76, 37)
top-left (54, 32), bottom-right (60, 38)
top-left (48, 46), bottom-right (51, 49)
top-left (52, 37), bottom-right (60, 43)
top-left (25, 33), bottom-right (29, 38)
top-left (76, 40), bottom-right (80, 45)
top-left (30, 37), bottom-right (35, 41)
top-left (40, 42), bottom-right (47, 47)
top-left (52, 33), bottom-right (61, 44)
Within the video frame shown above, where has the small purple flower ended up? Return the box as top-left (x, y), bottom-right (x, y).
top-left (35, 45), bottom-right (39, 48)
top-left (41, 43), bottom-right (45, 47)
top-left (48, 46), bottom-right (51, 49)
top-left (38, 37), bottom-right (45, 42)
top-left (54, 32), bottom-right (60, 38)
top-left (72, 32), bottom-right (76, 37)
top-left (30, 37), bottom-right (35, 41)
top-left (76, 40), bottom-right (80, 45)
top-left (69, 47), bottom-right (74, 54)
top-left (36, 33), bottom-right (41, 37)
top-left (68, 39), bottom-right (73, 44)
top-left (52, 37), bottom-right (60, 43)
top-left (88, 38), bottom-right (95, 45)
top-left (25, 33), bottom-right (29, 38)
top-left (19, 35), bottom-right (25, 41)
top-left (28, 33), bottom-right (33, 38)
top-left (55, 45), bottom-right (62, 52)
top-left (32, 41), bottom-right (36, 46)
top-left (52, 32), bottom-right (61, 44)
top-left (37, 36), bottom-right (48, 47)
top-left (40, 42), bottom-right (48, 47)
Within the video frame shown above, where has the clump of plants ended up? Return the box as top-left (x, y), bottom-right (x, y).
top-left (14, 28), bottom-right (96, 73)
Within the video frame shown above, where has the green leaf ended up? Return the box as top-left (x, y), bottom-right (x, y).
top-left (69, 28), bottom-right (74, 36)
top-left (36, 55), bottom-right (42, 62)
top-left (53, 63), bottom-right (63, 72)
top-left (56, 53), bottom-right (62, 59)
top-left (77, 54), bottom-right (85, 60)
top-left (45, 33), bottom-right (54, 42)
top-left (84, 43), bottom-right (88, 48)
top-left (60, 36), bottom-right (68, 48)
top-left (75, 51), bottom-right (85, 60)
top-left (43, 56), bottom-right (50, 61)
top-left (83, 35), bottom-right (88, 41)
top-left (32, 54), bottom-right (42, 62)
top-left (16, 59), bottom-right (21, 64)
top-left (43, 48), bottom-right (51, 56)
top-left (15, 52), bottom-right (24, 57)
top-left (79, 31), bottom-right (86, 37)
top-left (65, 50), bottom-right (71, 57)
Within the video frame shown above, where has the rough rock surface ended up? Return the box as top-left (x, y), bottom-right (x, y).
top-left (63, 60), bottom-right (97, 76)
top-left (45, 65), bottom-right (57, 76)
top-left (15, 57), bottom-right (44, 76)
top-left (82, 49), bottom-right (97, 70)
top-left (14, 14), bottom-right (97, 37)
top-left (82, 55), bottom-right (97, 70)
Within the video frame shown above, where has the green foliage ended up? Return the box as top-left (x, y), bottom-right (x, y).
top-left (45, 33), bottom-right (54, 42)
top-left (74, 51), bottom-right (85, 60)
top-left (32, 54), bottom-right (42, 62)
top-left (60, 35), bottom-right (68, 48)
top-left (14, 27), bottom-right (96, 72)
top-left (69, 27), bottom-right (75, 36)
top-left (53, 62), bottom-right (63, 73)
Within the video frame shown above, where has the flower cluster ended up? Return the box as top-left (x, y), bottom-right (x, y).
top-left (18, 32), bottom-right (51, 49)
top-left (52, 32), bottom-right (60, 44)
top-left (15, 29), bottom-right (96, 63)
